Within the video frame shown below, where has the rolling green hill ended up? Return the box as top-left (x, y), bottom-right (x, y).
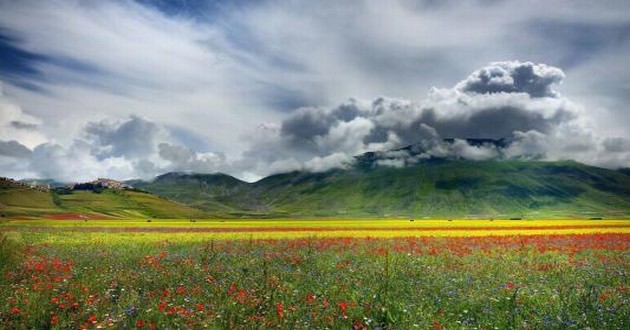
top-left (135, 160), bottom-right (630, 219)
top-left (0, 179), bottom-right (59, 217)
top-left (0, 178), bottom-right (207, 219)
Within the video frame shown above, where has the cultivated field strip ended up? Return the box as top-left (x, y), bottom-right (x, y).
top-left (1, 219), bottom-right (628, 240)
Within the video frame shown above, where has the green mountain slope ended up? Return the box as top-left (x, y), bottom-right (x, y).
top-left (136, 160), bottom-right (630, 218)
top-left (0, 178), bottom-right (207, 219)
top-left (4, 159), bottom-right (629, 219)
top-left (135, 173), bottom-right (248, 213)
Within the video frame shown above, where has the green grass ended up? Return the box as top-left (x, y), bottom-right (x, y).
top-left (0, 231), bottom-right (24, 273)
top-left (0, 187), bottom-right (59, 216)
top-left (55, 190), bottom-right (206, 218)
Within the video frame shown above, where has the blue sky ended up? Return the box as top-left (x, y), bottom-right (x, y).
top-left (0, 0), bottom-right (629, 181)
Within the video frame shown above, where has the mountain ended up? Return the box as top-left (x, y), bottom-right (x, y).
top-left (3, 156), bottom-right (629, 219)
top-left (0, 177), bottom-right (207, 219)
top-left (133, 159), bottom-right (630, 219)
top-left (133, 172), bottom-right (250, 213)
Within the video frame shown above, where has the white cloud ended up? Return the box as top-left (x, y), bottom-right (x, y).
top-left (158, 143), bottom-right (226, 174)
top-left (304, 153), bottom-right (353, 173)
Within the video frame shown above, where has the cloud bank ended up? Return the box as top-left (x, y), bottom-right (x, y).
top-left (237, 61), bottom-right (629, 177)
top-left (5, 60), bottom-right (625, 182)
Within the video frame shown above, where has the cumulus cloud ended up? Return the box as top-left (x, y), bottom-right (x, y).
top-left (0, 140), bottom-right (32, 177)
top-left (158, 143), bottom-right (226, 173)
top-left (84, 116), bottom-right (166, 159)
top-left (29, 142), bottom-right (132, 182)
top-left (447, 139), bottom-right (501, 161)
top-left (504, 130), bottom-right (547, 159)
top-left (239, 61), bottom-right (629, 173)
top-left (304, 153), bottom-right (354, 173)
top-left (271, 67), bottom-right (576, 165)
top-left (0, 112), bottom-right (230, 181)
top-left (0, 139), bottom-right (34, 179)
top-left (455, 61), bottom-right (565, 98)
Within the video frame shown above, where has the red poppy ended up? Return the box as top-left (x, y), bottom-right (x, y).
top-left (276, 303), bottom-right (285, 318)
top-left (228, 283), bottom-right (236, 296)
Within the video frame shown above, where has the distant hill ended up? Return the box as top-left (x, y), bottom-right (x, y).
top-left (133, 159), bottom-right (630, 219)
top-left (0, 177), bottom-right (207, 219)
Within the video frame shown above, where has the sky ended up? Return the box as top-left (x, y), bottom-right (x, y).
top-left (0, 0), bottom-right (629, 182)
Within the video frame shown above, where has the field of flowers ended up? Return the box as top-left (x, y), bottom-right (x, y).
top-left (1, 219), bottom-right (628, 329)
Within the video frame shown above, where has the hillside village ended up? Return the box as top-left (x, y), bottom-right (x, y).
top-left (1, 177), bottom-right (132, 193)
top-left (0, 177), bottom-right (51, 192)
top-left (65, 178), bottom-right (131, 191)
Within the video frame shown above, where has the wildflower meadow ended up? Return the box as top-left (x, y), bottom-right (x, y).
top-left (1, 219), bottom-right (628, 329)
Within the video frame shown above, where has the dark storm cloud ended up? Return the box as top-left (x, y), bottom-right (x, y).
top-left (422, 106), bottom-right (573, 140)
top-left (281, 107), bottom-right (337, 146)
top-left (275, 61), bottom-right (573, 158)
top-left (280, 100), bottom-right (364, 151)
top-left (0, 139), bottom-right (31, 158)
top-left (242, 60), bottom-right (629, 175)
top-left (454, 61), bottom-right (565, 98)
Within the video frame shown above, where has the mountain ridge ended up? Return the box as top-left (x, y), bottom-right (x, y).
top-left (132, 158), bottom-right (630, 219)
top-left (2, 154), bottom-right (629, 219)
